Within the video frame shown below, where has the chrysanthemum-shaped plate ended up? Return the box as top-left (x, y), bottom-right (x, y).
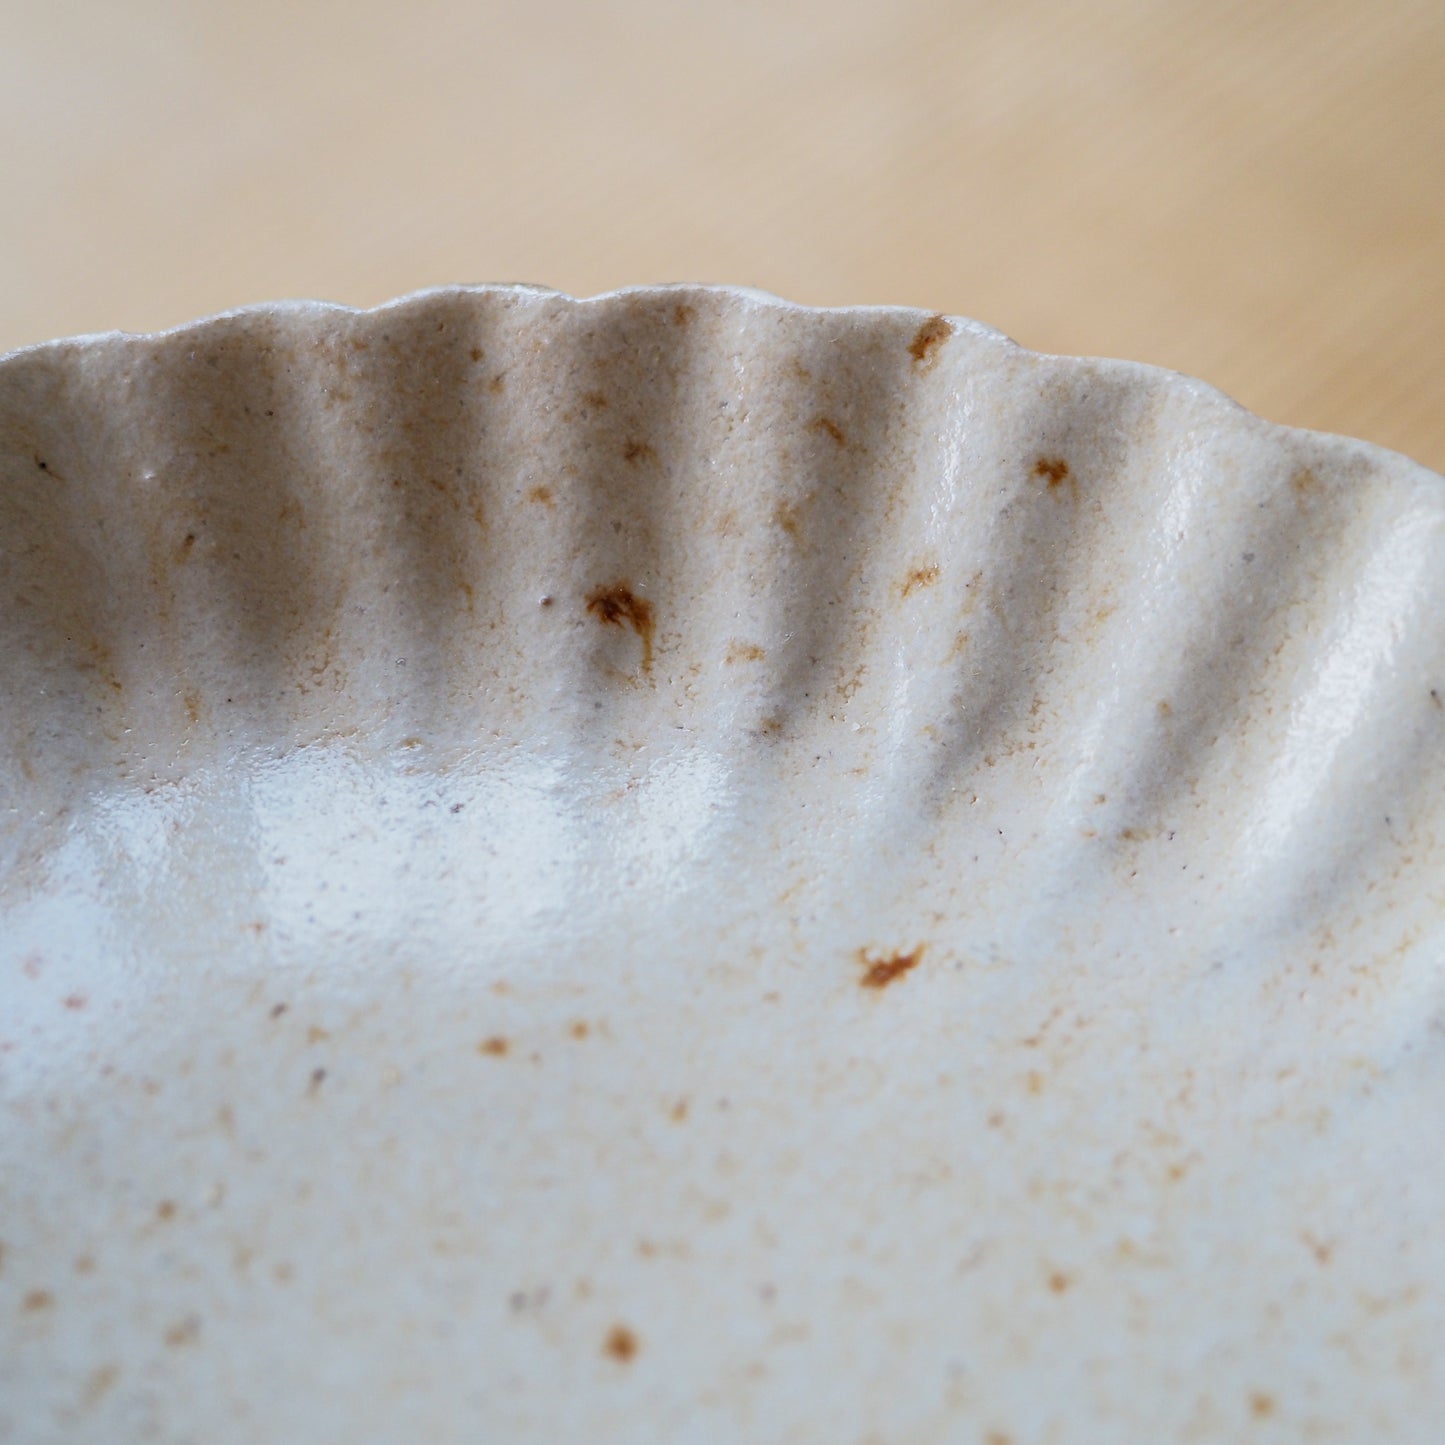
top-left (3, 286), bottom-right (1444, 1443)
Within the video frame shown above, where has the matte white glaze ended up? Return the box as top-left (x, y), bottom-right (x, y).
top-left (2, 286), bottom-right (1443, 1443)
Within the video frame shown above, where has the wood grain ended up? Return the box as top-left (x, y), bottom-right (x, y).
top-left (3, 0), bottom-right (1442, 469)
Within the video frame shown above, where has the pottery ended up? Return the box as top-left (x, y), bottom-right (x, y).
top-left (3, 286), bottom-right (1443, 1442)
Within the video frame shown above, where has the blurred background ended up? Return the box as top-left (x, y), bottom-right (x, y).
top-left (3, 0), bottom-right (1442, 471)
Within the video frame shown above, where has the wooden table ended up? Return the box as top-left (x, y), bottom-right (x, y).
top-left (5, 0), bottom-right (1442, 471)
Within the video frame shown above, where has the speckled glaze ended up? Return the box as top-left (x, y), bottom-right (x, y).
top-left (3, 286), bottom-right (1444, 1443)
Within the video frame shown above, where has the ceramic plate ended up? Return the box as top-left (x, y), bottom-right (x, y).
top-left (3, 286), bottom-right (1444, 1443)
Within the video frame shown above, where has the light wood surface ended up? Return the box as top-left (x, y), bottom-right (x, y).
top-left (4, 0), bottom-right (1443, 470)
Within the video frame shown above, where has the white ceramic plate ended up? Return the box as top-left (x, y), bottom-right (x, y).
top-left (3, 286), bottom-right (1444, 1443)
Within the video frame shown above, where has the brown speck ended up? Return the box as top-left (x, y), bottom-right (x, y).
top-left (859, 946), bottom-right (924, 989)
top-left (1047, 1271), bottom-right (1071, 1294)
top-left (810, 415), bottom-right (846, 446)
top-left (489, 373), bottom-right (506, 394)
top-left (622, 438), bottom-right (657, 465)
top-left (182, 691), bottom-right (201, 725)
top-left (307, 1067), bottom-right (326, 1095)
top-left (306, 1025), bottom-right (331, 1045)
top-left (901, 563), bottom-right (940, 596)
top-left (178, 532), bottom-right (197, 561)
top-left (582, 390), bottom-right (608, 409)
top-left (773, 499), bottom-right (803, 537)
top-left (1291, 467), bottom-right (1319, 498)
top-left (540, 595), bottom-right (554, 608)
top-left (22, 1289), bottom-right (54, 1313)
top-left (604, 1324), bottom-right (639, 1361)
top-left (726, 640), bottom-right (766, 664)
top-left (273, 1261), bottom-right (294, 1284)
top-left (73, 1254), bottom-right (95, 1275)
top-left (670, 1098), bottom-right (689, 1122)
top-left (569, 1021), bottom-right (590, 1040)
top-left (1120, 827), bottom-right (1147, 843)
top-left (908, 315), bottom-right (953, 367)
top-left (270, 1002), bottom-right (288, 1019)
top-left (985, 1433), bottom-right (1014, 1445)
top-left (672, 303), bottom-right (696, 327)
top-left (1302, 1232), bottom-right (1333, 1265)
top-left (987, 1111), bottom-right (1006, 1129)
top-left (1026, 1071), bottom-right (1045, 1095)
top-left (1034, 457), bottom-right (1071, 488)
top-left (164, 1315), bottom-right (201, 1348)
top-left (63, 994), bottom-right (86, 1011)
top-left (586, 583), bottom-right (655, 674)
top-left (1250, 1392), bottom-right (1276, 1418)
top-left (526, 484), bottom-right (555, 508)
top-left (84, 1364), bottom-right (119, 1406)
top-left (156, 1200), bottom-right (177, 1222)
top-left (479, 1036), bottom-right (510, 1057)
top-left (22, 955), bottom-right (42, 979)
top-left (469, 347), bottom-right (483, 362)
top-left (243, 921), bottom-right (266, 936)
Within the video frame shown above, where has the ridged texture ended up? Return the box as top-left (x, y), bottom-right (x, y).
top-left (3, 288), bottom-right (1445, 1444)
top-left (3, 286), bottom-right (1444, 932)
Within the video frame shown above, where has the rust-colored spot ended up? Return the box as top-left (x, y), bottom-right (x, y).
top-left (73, 1254), bottom-right (95, 1275)
top-left (1302, 1232), bottom-right (1333, 1265)
top-left (670, 1098), bottom-right (689, 1122)
top-left (1157, 699), bottom-right (1173, 717)
top-left (622, 438), bottom-right (657, 465)
top-left (470, 347), bottom-right (483, 362)
top-left (156, 1200), bottom-right (177, 1222)
top-left (859, 946), bottom-right (924, 990)
top-left (582, 390), bottom-right (608, 409)
top-left (479, 1036), bottom-right (510, 1057)
top-left (22, 1289), bottom-right (54, 1312)
top-left (604, 1324), bottom-right (639, 1361)
top-left (306, 1025), bottom-right (331, 1045)
top-left (526, 484), bottom-right (555, 508)
top-left (1291, 467), bottom-right (1319, 498)
top-left (178, 532), bottom-right (197, 561)
top-left (1048, 1271), bottom-right (1071, 1294)
top-left (1034, 457), bottom-right (1071, 487)
top-left (164, 1315), bottom-right (201, 1348)
top-left (726, 640), bottom-right (766, 664)
top-left (987, 1111), bottom-right (1006, 1129)
top-left (84, 1364), bottom-right (119, 1406)
top-left (1026, 1071), bottom-right (1045, 1095)
top-left (182, 690), bottom-right (201, 725)
top-left (985, 1433), bottom-right (1014, 1445)
top-left (586, 583), bottom-right (655, 674)
top-left (773, 499), bottom-right (803, 537)
top-left (1120, 827), bottom-right (1147, 843)
top-left (908, 315), bottom-right (953, 367)
top-left (570, 1021), bottom-right (590, 1040)
top-left (273, 1261), bottom-right (294, 1283)
top-left (672, 303), bottom-right (696, 328)
top-left (63, 994), bottom-right (87, 1011)
top-left (810, 415), bottom-right (846, 446)
top-left (489, 374), bottom-right (506, 394)
top-left (1250, 1392), bottom-right (1276, 1418)
top-left (901, 563), bottom-right (940, 596)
